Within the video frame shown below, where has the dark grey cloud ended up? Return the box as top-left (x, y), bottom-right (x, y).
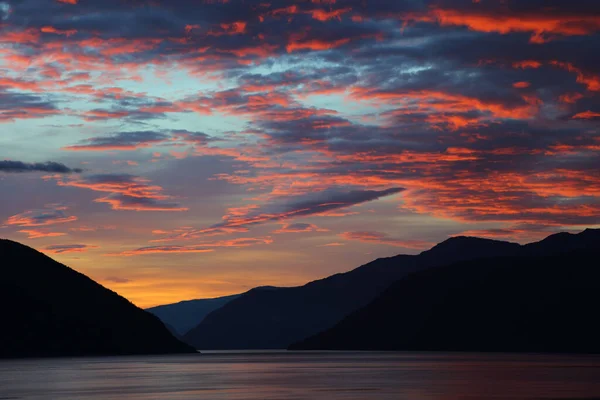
top-left (209, 187), bottom-right (405, 229)
top-left (63, 131), bottom-right (170, 151)
top-left (63, 130), bottom-right (213, 151)
top-left (0, 90), bottom-right (60, 122)
top-left (0, 160), bottom-right (82, 174)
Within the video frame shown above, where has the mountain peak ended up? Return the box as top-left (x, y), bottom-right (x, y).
top-left (418, 236), bottom-right (520, 265)
top-left (524, 228), bottom-right (600, 255)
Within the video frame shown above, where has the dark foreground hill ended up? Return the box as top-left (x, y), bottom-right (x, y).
top-left (183, 236), bottom-right (522, 349)
top-left (147, 294), bottom-right (240, 336)
top-left (291, 230), bottom-right (600, 353)
top-left (0, 239), bottom-right (196, 358)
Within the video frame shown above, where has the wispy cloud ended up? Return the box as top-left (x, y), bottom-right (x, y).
top-left (43, 244), bottom-right (98, 254)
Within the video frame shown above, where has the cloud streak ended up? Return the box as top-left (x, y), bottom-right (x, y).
top-left (43, 244), bottom-right (97, 254)
top-left (0, 160), bottom-right (82, 174)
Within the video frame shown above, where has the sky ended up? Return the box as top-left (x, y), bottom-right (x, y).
top-left (1, 0), bottom-right (599, 308)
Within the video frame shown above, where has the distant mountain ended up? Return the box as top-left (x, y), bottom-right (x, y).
top-left (0, 239), bottom-right (196, 358)
top-left (183, 236), bottom-right (522, 349)
top-left (290, 229), bottom-right (600, 352)
top-left (147, 294), bottom-right (240, 336)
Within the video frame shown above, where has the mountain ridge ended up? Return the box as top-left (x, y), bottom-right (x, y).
top-left (289, 246), bottom-right (600, 352)
top-left (182, 232), bottom-right (539, 349)
top-left (0, 239), bottom-right (196, 358)
top-left (184, 229), bottom-right (599, 350)
top-left (147, 294), bottom-right (241, 336)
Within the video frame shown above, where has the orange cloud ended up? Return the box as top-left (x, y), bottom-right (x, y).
top-left (310, 7), bottom-right (352, 22)
top-left (209, 21), bottom-right (248, 36)
top-left (18, 229), bottom-right (67, 239)
top-left (573, 111), bottom-right (600, 119)
top-left (551, 61), bottom-right (600, 92)
top-left (287, 37), bottom-right (350, 52)
top-left (559, 92), bottom-right (584, 104)
top-left (6, 208), bottom-right (77, 227)
top-left (41, 26), bottom-right (77, 36)
top-left (406, 8), bottom-right (600, 43)
top-left (55, 175), bottom-right (188, 212)
top-left (513, 60), bottom-right (542, 69)
top-left (513, 81), bottom-right (531, 89)
top-left (352, 88), bottom-right (540, 121)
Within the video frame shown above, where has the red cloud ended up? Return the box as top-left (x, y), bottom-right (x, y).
top-left (405, 8), bottom-right (600, 43)
top-left (287, 36), bottom-right (350, 52)
top-left (55, 174), bottom-right (188, 212)
top-left (6, 207), bottom-right (77, 227)
top-left (513, 81), bottom-right (531, 89)
top-left (573, 111), bottom-right (600, 119)
top-left (310, 8), bottom-right (352, 22)
top-left (550, 61), bottom-right (600, 92)
top-left (352, 88), bottom-right (540, 121)
top-left (41, 26), bottom-right (77, 36)
top-left (209, 21), bottom-right (247, 36)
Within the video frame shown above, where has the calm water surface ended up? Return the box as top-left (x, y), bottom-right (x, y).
top-left (1, 351), bottom-right (600, 399)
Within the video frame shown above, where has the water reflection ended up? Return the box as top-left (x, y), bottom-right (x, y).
top-left (1, 352), bottom-right (600, 399)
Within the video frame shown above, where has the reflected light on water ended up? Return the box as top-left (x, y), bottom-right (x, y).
top-left (1, 352), bottom-right (600, 400)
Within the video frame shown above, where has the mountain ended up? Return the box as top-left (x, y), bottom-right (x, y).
top-left (183, 236), bottom-right (521, 349)
top-left (0, 239), bottom-right (196, 358)
top-left (147, 294), bottom-right (240, 336)
top-left (290, 229), bottom-right (600, 352)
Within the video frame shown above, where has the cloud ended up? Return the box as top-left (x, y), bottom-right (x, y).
top-left (43, 244), bottom-right (97, 254)
top-left (0, 90), bottom-right (62, 122)
top-left (110, 237), bottom-right (273, 256)
top-left (63, 131), bottom-right (170, 151)
top-left (18, 229), bottom-right (67, 239)
top-left (1, 0), bottom-right (600, 247)
top-left (273, 223), bottom-right (329, 234)
top-left (0, 160), bottom-right (82, 174)
top-left (63, 130), bottom-right (213, 152)
top-left (404, 6), bottom-right (600, 44)
top-left (104, 276), bottom-right (132, 284)
top-left (6, 206), bottom-right (77, 227)
top-left (55, 174), bottom-right (188, 212)
top-left (210, 187), bottom-right (405, 230)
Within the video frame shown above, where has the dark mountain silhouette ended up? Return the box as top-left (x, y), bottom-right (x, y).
top-left (147, 294), bottom-right (240, 336)
top-left (183, 236), bottom-right (522, 349)
top-left (0, 239), bottom-right (196, 358)
top-left (290, 229), bottom-right (600, 352)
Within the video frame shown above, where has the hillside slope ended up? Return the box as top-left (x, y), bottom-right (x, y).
top-left (0, 239), bottom-right (196, 358)
top-left (147, 294), bottom-right (240, 336)
top-left (184, 237), bottom-right (520, 349)
top-left (291, 230), bottom-right (600, 352)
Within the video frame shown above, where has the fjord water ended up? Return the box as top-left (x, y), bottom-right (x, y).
top-left (2, 352), bottom-right (600, 400)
